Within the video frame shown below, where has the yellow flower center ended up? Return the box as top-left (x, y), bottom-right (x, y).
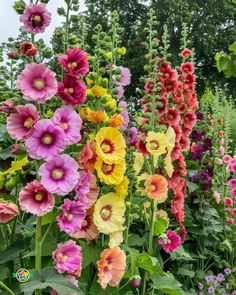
top-left (100, 205), bottom-right (112, 221)
top-left (107, 264), bottom-right (113, 271)
top-left (101, 143), bottom-right (111, 153)
top-left (33, 78), bottom-right (45, 90)
top-left (68, 62), bottom-right (77, 69)
top-left (42, 133), bottom-right (53, 145)
top-left (149, 184), bottom-right (156, 192)
top-left (52, 168), bottom-right (64, 180)
top-left (60, 254), bottom-right (68, 262)
top-left (66, 213), bottom-right (73, 221)
top-left (64, 87), bottom-right (74, 94)
top-left (33, 15), bottom-right (42, 23)
top-left (24, 117), bottom-right (34, 129)
top-left (35, 191), bottom-right (45, 201)
top-left (102, 163), bottom-right (114, 175)
top-left (61, 123), bottom-right (68, 130)
top-left (82, 219), bottom-right (88, 227)
top-left (150, 140), bottom-right (160, 150)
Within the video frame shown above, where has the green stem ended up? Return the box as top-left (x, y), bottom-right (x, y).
top-left (0, 281), bottom-right (16, 295)
top-left (35, 216), bottom-right (42, 295)
top-left (64, 0), bottom-right (71, 53)
top-left (148, 200), bottom-right (156, 256)
top-left (40, 218), bottom-right (54, 246)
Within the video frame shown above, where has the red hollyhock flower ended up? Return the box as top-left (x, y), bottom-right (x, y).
top-left (144, 79), bottom-right (156, 93)
top-left (20, 41), bottom-right (38, 56)
top-left (180, 62), bottom-right (194, 74)
top-left (181, 48), bottom-right (192, 58)
top-left (182, 112), bottom-right (197, 130)
top-left (166, 108), bottom-right (180, 127)
top-left (172, 125), bottom-right (182, 142)
top-left (184, 73), bottom-right (195, 86)
top-left (180, 136), bottom-right (190, 151)
top-left (58, 75), bottom-right (86, 106)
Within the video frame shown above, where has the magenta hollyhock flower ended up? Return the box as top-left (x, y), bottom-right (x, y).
top-left (19, 180), bottom-right (55, 216)
top-left (0, 201), bottom-right (19, 223)
top-left (6, 104), bottom-right (39, 140)
top-left (117, 67), bottom-right (131, 86)
top-left (20, 4), bottom-right (51, 34)
top-left (227, 157), bottom-right (236, 173)
top-left (58, 76), bottom-right (86, 106)
top-left (25, 119), bottom-right (65, 160)
top-left (59, 48), bottom-right (89, 77)
top-left (16, 63), bottom-right (57, 104)
top-left (228, 179), bottom-right (236, 188)
top-left (57, 199), bottom-right (87, 234)
top-left (53, 240), bottom-right (82, 276)
top-left (38, 154), bottom-right (79, 196)
top-left (158, 230), bottom-right (181, 253)
top-left (52, 106), bottom-right (82, 145)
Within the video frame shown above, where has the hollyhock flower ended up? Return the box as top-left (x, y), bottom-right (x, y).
top-left (95, 127), bottom-right (126, 164)
top-left (108, 114), bottom-right (124, 128)
top-left (181, 48), bottom-right (192, 57)
top-left (119, 111), bottom-right (129, 130)
top-left (20, 41), bottom-right (37, 56)
top-left (214, 191), bottom-right (221, 204)
top-left (184, 73), bottom-right (195, 86)
top-left (166, 108), bottom-right (180, 127)
top-left (53, 240), bottom-right (82, 276)
top-left (196, 111), bottom-right (204, 120)
top-left (19, 180), bottom-right (55, 216)
top-left (16, 63), bottom-right (57, 103)
top-left (145, 174), bottom-right (168, 203)
top-left (6, 104), bottom-right (38, 140)
top-left (182, 112), bottom-right (197, 130)
top-left (116, 67), bottom-right (131, 86)
top-left (70, 206), bottom-right (99, 241)
top-left (129, 127), bottom-right (139, 145)
top-left (227, 157), bottom-right (236, 173)
top-left (89, 111), bottom-right (108, 124)
top-left (58, 75), bottom-right (86, 106)
top-left (220, 146), bottom-right (225, 156)
top-left (116, 85), bottom-right (124, 99)
top-left (93, 193), bottom-right (125, 234)
top-left (144, 79), bottom-right (155, 93)
top-left (59, 48), bottom-right (89, 77)
top-left (25, 119), bottom-right (65, 160)
top-left (223, 155), bottom-right (232, 163)
top-left (97, 246), bottom-right (126, 289)
top-left (78, 140), bottom-right (97, 172)
top-left (232, 208), bottom-right (236, 216)
top-left (53, 106), bottom-right (82, 145)
top-left (39, 154), bottom-right (79, 196)
top-left (20, 4), bottom-right (51, 34)
top-left (158, 230), bottom-right (181, 253)
top-left (231, 188), bottom-right (236, 198)
top-left (191, 130), bottom-right (205, 142)
top-left (180, 62), bottom-right (194, 74)
top-left (50, 275), bottom-right (78, 295)
top-left (57, 199), bottom-right (87, 234)
top-left (7, 51), bottom-right (18, 60)
top-left (145, 131), bottom-right (168, 156)
top-left (0, 100), bottom-right (14, 113)
top-left (115, 176), bottom-right (129, 198)
top-left (0, 201), bottom-right (19, 223)
top-left (224, 197), bottom-right (233, 207)
top-left (227, 217), bottom-right (234, 224)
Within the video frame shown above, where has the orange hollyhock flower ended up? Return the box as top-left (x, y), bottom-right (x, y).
top-left (108, 114), bottom-right (124, 128)
top-left (218, 117), bottom-right (224, 125)
top-left (97, 246), bottom-right (126, 289)
top-left (219, 130), bottom-right (224, 138)
top-left (89, 111), bottom-right (107, 123)
top-left (145, 174), bottom-right (168, 203)
top-left (78, 140), bottom-right (97, 172)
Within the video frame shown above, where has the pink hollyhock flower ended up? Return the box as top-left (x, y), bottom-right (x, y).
top-left (223, 155), bottom-right (232, 163)
top-left (57, 199), bottom-right (87, 234)
top-left (120, 110), bottom-right (129, 130)
top-left (224, 197), bottom-right (233, 207)
top-left (158, 230), bottom-right (181, 253)
top-left (6, 104), bottom-right (39, 140)
top-left (38, 154), bottom-right (79, 196)
top-left (227, 218), bottom-right (234, 225)
top-left (70, 206), bottom-right (99, 241)
top-left (19, 180), bottom-right (55, 216)
top-left (129, 127), bottom-right (138, 145)
top-left (181, 48), bottom-right (192, 58)
top-left (228, 179), bottom-right (236, 188)
top-left (59, 48), bottom-right (89, 77)
top-left (16, 63), bottom-right (57, 103)
top-left (182, 112), bottom-right (197, 130)
top-left (20, 4), bottom-right (51, 34)
top-left (11, 144), bottom-right (20, 155)
top-left (227, 157), bottom-right (236, 173)
top-left (166, 108), bottom-right (181, 127)
top-left (0, 100), bottom-right (14, 113)
top-left (218, 159), bottom-right (223, 165)
top-left (117, 67), bottom-right (131, 86)
top-left (25, 119), bottom-right (65, 160)
top-left (53, 106), bottom-right (82, 145)
top-left (180, 62), bottom-right (194, 74)
top-left (0, 201), bottom-right (19, 223)
top-left (78, 140), bottom-right (97, 172)
top-left (214, 191), bottom-right (221, 204)
top-left (58, 76), bottom-right (86, 107)
top-left (53, 240), bottom-right (82, 276)
top-left (116, 85), bottom-right (124, 99)
top-left (20, 41), bottom-right (38, 57)
top-left (50, 275), bottom-right (78, 295)
top-left (232, 208), bottom-right (236, 217)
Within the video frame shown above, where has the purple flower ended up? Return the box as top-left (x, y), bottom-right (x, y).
top-left (205, 275), bottom-right (214, 283)
top-left (191, 130), bottom-right (205, 142)
top-left (217, 273), bottom-right (225, 282)
top-left (116, 85), bottom-right (124, 99)
top-left (232, 291), bottom-right (236, 295)
top-left (198, 283), bottom-right (203, 290)
top-left (117, 67), bottom-right (131, 86)
top-left (129, 127), bottom-right (139, 145)
top-left (207, 286), bottom-right (215, 294)
top-left (224, 268), bottom-right (231, 275)
top-left (196, 111), bottom-right (204, 120)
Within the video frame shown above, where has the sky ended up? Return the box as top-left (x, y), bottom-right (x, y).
top-left (0, 0), bottom-right (86, 43)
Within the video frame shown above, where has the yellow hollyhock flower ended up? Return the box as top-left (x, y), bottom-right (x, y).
top-left (89, 111), bottom-right (108, 123)
top-left (105, 96), bottom-right (117, 110)
top-left (95, 127), bottom-right (126, 164)
top-left (133, 152), bottom-right (144, 175)
top-left (109, 230), bottom-right (124, 248)
top-left (165, 126), bottom-right (176, 152)
top-left (115, 176), bottom-right (129, 198)
top-left (117, 47), bottom-right (126, 55)
top-left (164, 152), bottom-right (174, 177)
top-left (146, 131), bottom-right (168, 156)
top-left (86, 77), bottom-right (94, 86)
top-left (93, 192), bottom-right (125, 234)
top-left (91, 85), bottom-right (107, 98)
top-left (80, 107), bottom-right (91, 121)
top-left (95, 157), bottom-right (126, 185)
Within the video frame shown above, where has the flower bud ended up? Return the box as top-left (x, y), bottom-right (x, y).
top-left (13, 0), bottom-right (26, 15)
top-left (11, 144), bottom-right (20, 155)
top-left (131, 277), bottom-right (141, 288)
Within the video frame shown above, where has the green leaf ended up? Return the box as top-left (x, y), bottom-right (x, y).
top-left (20, 267), bottom-right (85, 295)
top-left (0, 148), bottom-right (11, 160)
top-left (79, 240), bottom-right (103, 268)
top-left (89, 280), bottom-right (119, 295)
top-left (151, 274), bottom-right (185, 295)
top-left (186, 181), bottom-right (199, 193)
top-left (128, 234), bottom-right (144, 246)
top-left (41, 211), bottom-right (56, 225)
top-left (125, 246), bottom-right (140, 277)
top-left (229, 41), bottom-right (236, 53)
top-left (136, 252), bottom-right (163, 275)
top-left (222, 239), bottom-right (233, 252)
top-left (153, 217), bottom-right (168, 236)
top-left (170, 246), bottom-right (194, 261)
top-left (0, 124), bottom-right (7, 141)
top-left (177, 267), bottom-right (195, 278)
top-left (0, 238), bottom-right (29, 264)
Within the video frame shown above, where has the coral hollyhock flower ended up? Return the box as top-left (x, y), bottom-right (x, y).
top-left (158, 230), bottom-right (181, 253)
top-left (78, 140), bottom-right (97, 172)
top-left (95, 157), bottom-right (126, 185)
top-left (146, 131), bottom-right (168, 156)
top-left (0, 201), bottom-right (19, 223)
top-left (116, 67), bottom-right (131, 86)
top-left (180, 62), bottom-right (194, 74)
top-left (224, 197), bottom-right (233, 207)
top-left (70, 206), bottom-right (99, 241)
top-left (16, 63), bottom-right (57, 103)
top-left (39, 154), bottom-right (79, 196)
top-left (50, 275), bottom-right (78, 295)
top-left (59, 48), bottom-right (89, 77)
top-left (6, 104), bottom-right (38, 140)
top-left (52, 106), bottom-right (82, 145)
top-left (25, 119), bottom-right (65, 160)
top-left (19, 180), bottom-right (55, 216)
top-left (57, 199), bottom-right (87, 234)
top-left (181, 48), bottom-right (192, 58)
top-left (182, 112), bottom-right (197, 130)
top-left (108, 114), bottom-right (124, 128)
top-left (93, 193), bottom-right (125, 234)
top-left (145, 174), bottom-right (168, 203)
top-left (95, 127), bottom-right (126, 164)
top-left (53, 240), bottom-right (82, 276)
top-left (97, 246), bottom-right (126, 289)
top-left (166, 108), bottom-right (180, 127)
top-left (20, 41), bottom-right (38, 56)
top-left (58, 75), bottom-right (86, 106)
top-left (20, 4), bottom-right (51, 34)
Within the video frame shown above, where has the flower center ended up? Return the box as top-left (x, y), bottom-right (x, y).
top-left (100, 205), bottom-right (112, 221)
top-left (64, 87), bottom-right (74, 94)
top-left (60, 254), bottom-right (68, 262)
top-left (33, 15), bottom-right (42, 24)
top-left (102, 163), bottom-right (114, 175)
top-left (82, 219), bottom-right (88, 227)
top-left (24, 117), bottom-right (34, 129)
top-left (66, 213), bottom-right (73, 221)
top-left (35, 191), bottom-right (45, 201)
top-left (150, 140), bottom-right (160, 150)
top-left (107, 263), bottom-right (113, 271)
top-left (149, 184), bottom-right (157, 192)
top-left (42, 133), bottom-right (53, 145)
top-left (52, 168), bottom-right (64, 180)
top-left (101, 140), bottom-right (114, 154)
top-left (33, 78), bottom-right (45, 90)
top-left (61, 122), bottom-right (68, 130)
top-left (67, 62), bottom-right (77, 69)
